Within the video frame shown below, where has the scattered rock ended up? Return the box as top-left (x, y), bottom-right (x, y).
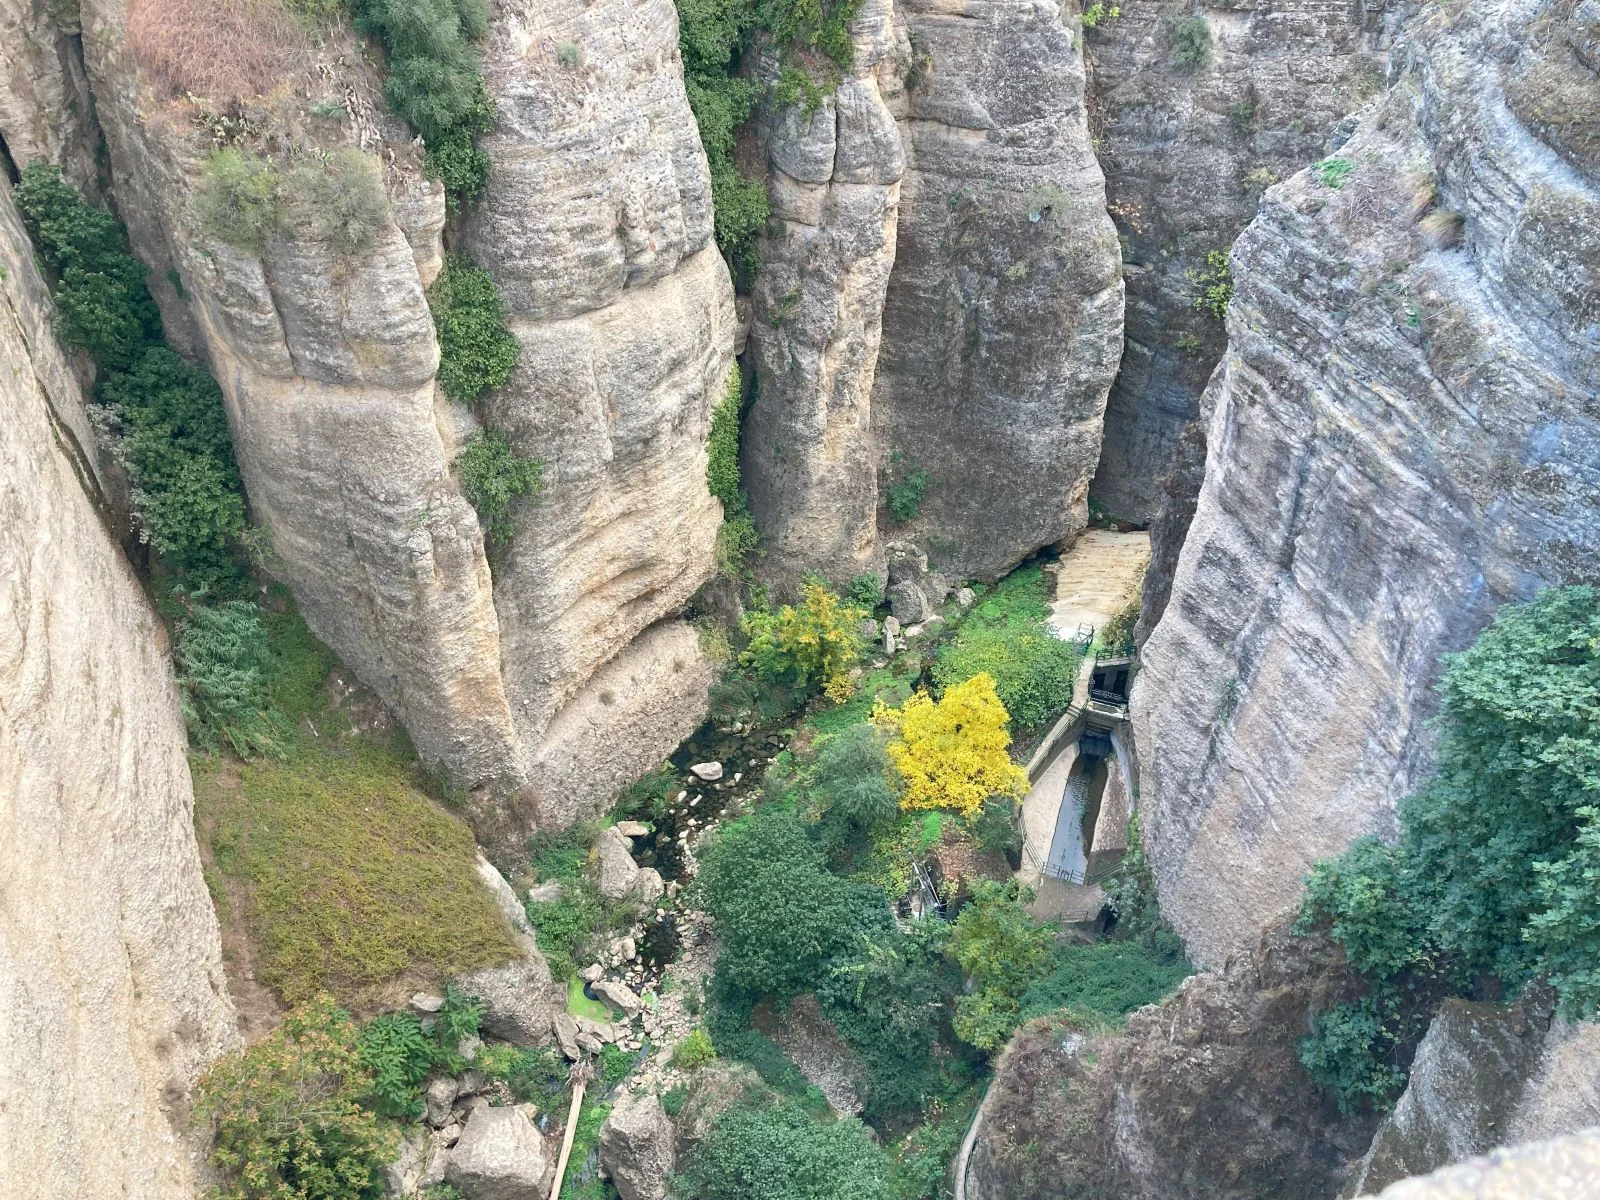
top-left (457, 1034), bottom-right (482, 1063)
top-left (627, 868), bottom-right (665, 904)
top-left (426, 1077), bottom-right (460, 1128)
top-left (412, 993), bottom-right (446, 1014)
top-left (593, 979), bottom-right (643, 1018)
top-left (526, 881), bottom-right (564, 904)
top-left (689, 761), bottom-right (723, 782)
top-left (457, 1069), bottom-right (487, 1096)
top-left (857, 616), bottom-right (881, 642)
top-left (445, 1105), bottom-right (549, 1200)
top-left (553, 1012), bottom-right (581, 1062)
top-left (615, 820), bottom-right (650, 838)
top-left (595, 825), bottom-right (642, 900)
top-left (580, 962), bottom-right (606, 983)
top-left (888, 579), bottom-right (932, 624)
top-left (385, 1130), bottom-right (427, 1195)
top-left (577, 1032), bottom-right (604, 1055)
top-left (956, 586), bottom-right (976, 608)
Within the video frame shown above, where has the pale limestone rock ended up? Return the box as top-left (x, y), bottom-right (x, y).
top-left (598, 1090), bottom-right (675, 1200)
top-left (1133, 0), bottom-right (1600, 968)
top-left (1087, 0), bottom-right (1395, 521)
top-left (595, 825), bottom-right (642, 900)
top-left (0, 0), bottom-right (99, 185)
top-left (1375, 1131), bottom-right (1600, 1200)
top-left (742, 0), bottom-right (905, 590)
top-left (0, 182), bottom-right (237, 1200)
top-left (445, 1105), bottom-right (549, 1200)
top-left (628, 867), bottom-right (666, 904)
top-left (689, 762), bottom-right (723, 782)
top-left (554, 1012), bottom-right (582, 1061)
top-left (426, 1077), bottom-right (461, 1129)
top-left (593, 979), bottom-right (642, 1019)
top-left (871, 0), bottom-right (1124, 581)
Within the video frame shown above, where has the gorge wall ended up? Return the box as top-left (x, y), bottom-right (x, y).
top-left (1132, 0), bottom-right (1600, 968)
top-left (0, 181), bottom-right (236, 1199)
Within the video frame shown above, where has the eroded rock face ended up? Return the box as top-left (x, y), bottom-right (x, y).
top-left (598, 1090), bottom-right (676, 1200)
top-left (871, 0), bottom-right (1124, 581)
top-left (740, 0), bottom-right (905, 590)
top-left (1132, 0), bottom-right (1600, 968)
top-left (965, 923), bottom-right (1374, 1200)
top-left (1087, 0), bottom-right (1396, 521)
top-left (0, 182), bottom-right (236, 1199)
top-left (1374, 1130), bottom-right (1600, 1200)
top-left (0, 0), bottom-right (99, 185)
top-left (51, 0), bottom-right (732, 844)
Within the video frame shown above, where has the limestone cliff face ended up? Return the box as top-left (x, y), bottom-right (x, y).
top-left (740, 0), bottom-right (905, 590)
top-left (0, 0), bottom-right (99, 187)
top-left (0, 181), bottom-right (236, 1199)
top-left (1086, 0), bottom-right (1396, 522)
top-left (462, 0), bottom-right (732, 827)
top-left (1132, 0), bottom-right (1600, 968)
top-left (870, 0), bottom-right (1124, 581)
top-left (34, 0), bottom-right (731, 841)
top-left (965, 924), bottom-right (1375, 1200)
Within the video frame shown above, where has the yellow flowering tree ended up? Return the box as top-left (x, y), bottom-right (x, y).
top-left (873, 673), bottom-right (1028, 818)
top-left (740, 581), bottom-right (866, 699)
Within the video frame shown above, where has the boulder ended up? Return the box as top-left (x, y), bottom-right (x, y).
top-left (553, 1012), bottom-right (581, 1062)
top-left (385, 1130), bottom-right (428, 1195)
top-left (526, 881), bottom-right (564, 904)
top-left (857, 617), bottom-right (881, 642)
top-left (956, 587), bottom-right (976, 608)
top-left (426, 1076), bottom-right (461, 1128)
top-left (412, 993), bottom-right (446, 1014)
top-left (690, 761), bottom-right (724, 782)
top-left (445, 1105), bottom-right (548, 1200)
top-left (615, 820), bottom-right (650, 838)
top-left (888, 580), bottom-right (931, 625)
top-left (595, 825), bottom-right (642, 900)
top-left (627, 868), bottom-right (665, 904)
top-left (598, 1090), bottom-right (676, 1200)
top-left (593, 979), bottom-right (642, 1019)
top-left (457, 942), bottom-right (557, 1047)
top-left (580, 963), bottom-right (606, 983)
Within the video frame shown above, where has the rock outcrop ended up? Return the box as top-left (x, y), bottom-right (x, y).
top-left (598, 1089), bottom-right (676, 1200)
top-left (1086, 0), bottom-right (1396, 522)
top-left (1374, 1130), bottom-right (1600, 1200)
top-left (965, 923), bottom-right (1375, 1200)
top-left (0, 180), bottom-right (236, 1199)
top-left (869, 0), bottom-right (1124, 580)
top-left (19, 0), bottom-right (734, 845)
top-left (740, 0), bottom-right (905, 590)
top-left (1132, 0), bottom-right (1600, 967)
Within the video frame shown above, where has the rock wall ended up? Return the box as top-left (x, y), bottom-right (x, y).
top-left (965, 923), bottom-right (1375, 1200)
top-left (740, 0), bottom-right (905, 591)
top-left (1086, 0), bottom-right (1396, 522)
top-left (869, 0), bottom-right (1124, 581)
top-left (20, 0), bottom-right (734, 843)
top-left (1131, 0), bottom-right (1600, 968)
top-left (1375, 1131), bottom-right (1600, 1200)
top-left (0, 180), bottom-right (236, 1199)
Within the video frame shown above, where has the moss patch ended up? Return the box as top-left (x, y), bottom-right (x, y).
top-left (568, 974), bottom-right (611, 1022)
top-left (194, 736), bottom-right (518, 1010)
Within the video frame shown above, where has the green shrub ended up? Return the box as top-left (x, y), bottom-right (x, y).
top-left (456, 428), bottom-right (543, 541)
top-left (429, 254), bottom-right (521, 404)
top-left (195, 148), bottom-right (283, 254)
top-left (423, 131), bottom-right (492, 206)
top-left (355, 1011), bottom-right (435, 1118)
top-left (1018, 938), bottom-right (1190, 1023)
top-left (1101, 813), bottom-right (1166, 943)
top-left (675, 1098), bottom-right (894, 1200)
top-left (286, 148), bottom-right (391, 253)
top-left (667, 1029), bottom-right (715, 1073)
top-left (931, 566), bottom-right (1080, 730)
top-left (1313, 156), bottom-right (1354, 189)
top-left (177, 599), bottom-right (286, 756)
top-left (949, 881), bottom-right (1055, 1050)
top-left (524, 886), bottom-right (605, 980)
top-left (697, 808), bottom-right (892, 1000)
top-left (479, 1044), bottom-right (568, 1110)
top-left (971, 795), bottom-right (1022, 858)
top-left (815, 723), bottom-right (903, 860)
top-left (196, 996), bottom-right (394, 1200)
top-left (706, 367), bottom-right (759, 576)
top-left (1187, 249), bottom-right (1233, 321)
top-left (1098, 598), bottom-right (1139, 652)
top-left (1170, 14), bottom-right (1211, 66)
top-left (1296, 586), bottom-right (1600, 1110)
top-left (881, 451), bottom-right (928, 524)
top-left (1080, 1), bottom-right (1120, 28)
top-left (847, 573), bottom-right (883, 608)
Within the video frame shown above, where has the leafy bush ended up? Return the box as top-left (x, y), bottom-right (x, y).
top-left (847, 573), bottom-right (883, 608)
top-left (1313, 156), bottom-right (1354, 189)
top-left (675, 1098), bottom-right (894, 1200)
top-left (674, 1028), bottom-right (718, 1070)
top-left (696, 808), bottom-right (892, 1000)
top-left (1170, 13), bottom-right (1211, 66)
top-left (882, 452), bottom-right (929, 524)
top-left (1102, 813), bottom-right (1164, 943)
top-left (706, 367), bottom-right (760, 575)
top-left (741, 582), bottom-right (867, 699)
top-left (1080, 1), bottom-right (1120, 28)
top-left (195, 148), bottom-right (283, 254)
top-left (1018, 937), bottom-right (1190, 1023)
top-left (196, 996), bottom-right (394, 1200)
top-left (456, 428), bottom-right (543, 541)
top-left (177, 598), bottom-right (286, 756)
top-left (1296, 587), bottom-right (1600, 1110)
top-left (874, 675), bottom-right (1028, 820)
top-left (525, 885), bottom-right (605, 980)
top-left (1187, 249), bottom-right (1233, 321)
top-left (971, 796), bottom-right (1022, 858)
top-left (1098, 598), bottom-right (1139, 653)
top-left (949, 880), bottom-right (1053, 1050)
top-left (429, 254), bottom-right (522, 404)
top-left (286, 148), bottom-right (391, 253)
top-left (478, 1044), bottom-right (568, 1110)
top-left (356, 1010), bottom-right (435, 1118)
top-left (931, 566), bottom-right (1080, 730)
top-left (814, 723), bottom-right (903, 846)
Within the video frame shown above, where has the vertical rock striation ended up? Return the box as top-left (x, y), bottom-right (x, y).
top-left (462, 0), bottom-right (733, 828)
top-left (1132, 0), bottom-right (1600, 968)
top-left (870, 0), bottom-right (1124, 581)
top-left (1086, 0), bottom-right (1396, 522)
top-left (0, 181), bottom-right (236, 1200)
top-left (740, 0), bottom-right (905, 590)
